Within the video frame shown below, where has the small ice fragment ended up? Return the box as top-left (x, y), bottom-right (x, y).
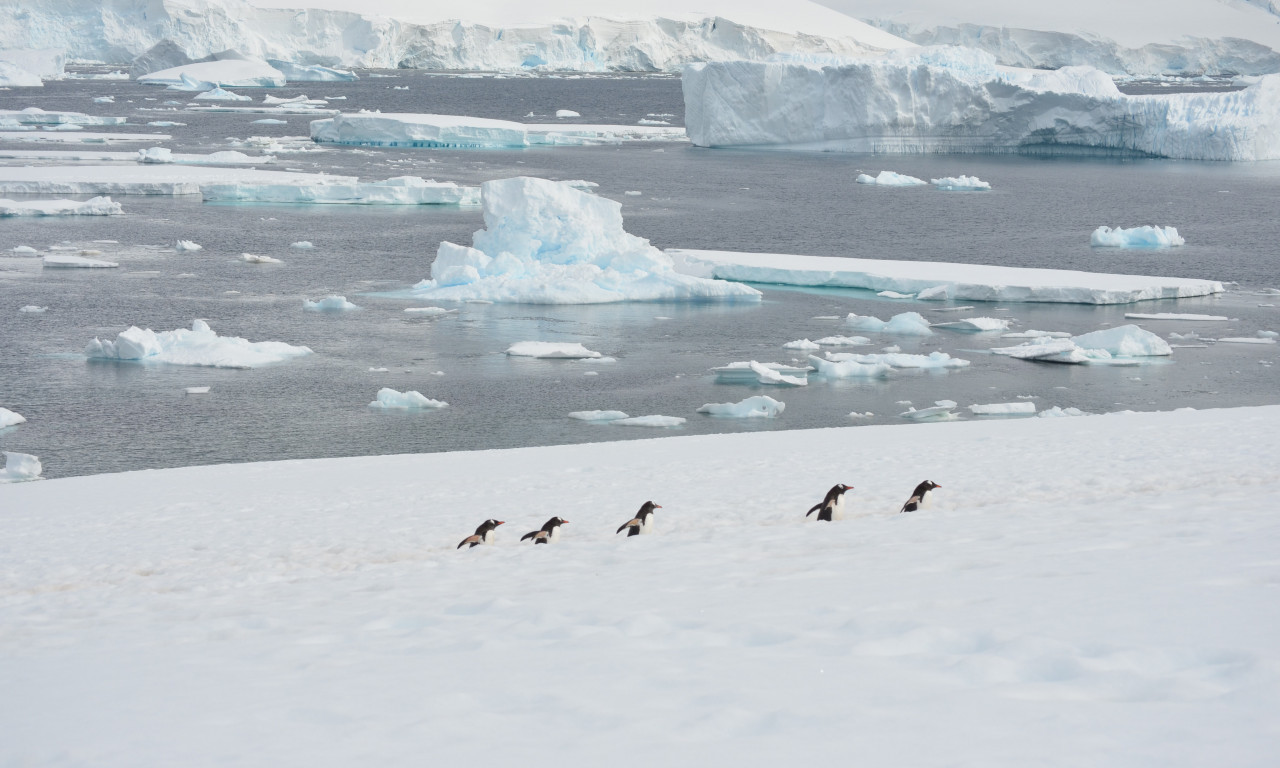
top-left (1038, 406), bottom-right (1087, 418)
top-left (624, 190), bottom-right (642, 196)
top-left (506, 341), bottom-right (601, 359)
top-left (369, 388), bottom-right (447, 409)
top-left (0, 407), bottom-right (26, 428)
top-left (12, 246), bottom-right (38, 254)
top-left (304, 295), bottom-right (360, 312)
top-left (931, 317), bottom-right (1010, 332)
top-left (241, 253), bottom-right (282, 264)
top-left (19, 305), bottom-right (48, 313)
top-left (783, 339), bottom-right (821, 350)
top-left (0, 451), bottom-right (42, 483)
top-left (899, 401), bottom-right (959, 421)
top-left (968, 402), bottom-right (1036, 415)
top-left (931, 175), bottom-right (990, 191)
top-left (696, 395), bottom-right (785, 418)
top-left (290, 241), bottom-right (315, 249)
top-left (185, 386), bottom-right (210, 394)
top-left (555, 109), bottom-right (581, 118)
top-left (846, 311), bottom-right (933, 335)
top-left (404, 306), bottom-right (457, 315)
top-left (368, 367), bottom-right (389, 372)
top-left (877, 290), bottom-right (914, 299)
top-left (1092, 226), bottom-right (1185, 248)
top-left (176, 240), bottom-right (202, 252)
top-left (847, 411), bottom-right (873, 418)
top-left (568, 410), bottom-right (629, 421)
top-left (610, 415), bottom-right (685, 427)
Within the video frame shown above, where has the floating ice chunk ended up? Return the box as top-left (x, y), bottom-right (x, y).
top-left (506, 341), bottom-right (601, 359)
top-left (568, 410), bottom-right (629, 421)
top-left (748, 360), bottom-right (808, 386)
top-left (555, 109), bottom-right (581, 118)
top-left (877, 290), bottom-right (914, 299)
top-left (194, 87), bottom-right (251, 102)
top-left (856, 170), bottom-right (926, 186)
top-left (312, 112), bottom-right (530, 148)
top-left (813, 335), bottom-right (871, 346)
top-left (848, 411), bottom-right (873, 418)
top-left (900, 401), bottom-right (959, 421)
top-left (93, 96), bottom-right (114, 104)
top-left (0, 451), bottom-right (42, 483)
top-left (19, 305), bottom-right (48, 313)
top-left (0, 107), bottom-right (126, 126)
top-left (931, 316), bottom-right (1009, 332)
top-left (712, 361), bottom-right (811, 384)
top-left (624, 190), bottom-right (642, 196)
top-left (304, 295), bottom-right (360, 312)
top-left (241, 253), bottom-right (282, 264)
top-left (1038, 406), bottom-right (1088, 418)
top-left (175, 240), bottom-right (202, 251)
top-left (260, 94), bottom-right (327, 106)
top-left (0, 196), bottom-right (122, 216)
top-left (1125, 313), bottom-right (1228, 321)
top-left (43, 253), bottom-right (118, 268)
top-left (1091, 226), bottom-right (1185, 248)
top-left (611, 415), bottom-right (686, 427)
top-left (369, 388), bottom-right (447, 409)
top-left (823, 350), bottom-right (970, 369)
top-left (969, 402), bottom-right (1037, 415)
top-left (202, 176), bottom-right (479, 206)
top-left (266, 60), bottom-right (357, 82)
top-left (1215, 336), bottom-right (1276, 344)
top-left (931, 175), bottom-right (990, 191)
top-left (1072, 325), bottom-right (1172, 356)
top-left (1001, 329), bottom-right (1071, 339)
top-left (783, 338), bottom-right (821, 350)
top-left (403, 306), bottom-right (456, 315)
top-left (882, 345), bottom-right (900, 353)
top-left (697, 395), bottom-right (785, 418)
top-left (137, 147), bottom-right (174, 163)
top-left (1259, 330), bottom-right (1279, 338)
top-left (396, 177), bottom-right (759, 304)
top-left (85, 319), bottom-right (311, 368)
top-left (0, 407), bottom-right (25, 428)
top-left (290, 241), bottom-right (314, 249)
top-left (252, 119), bottom-right (288, 125)
top-left (807, 354), bottom-right (892, 379)
top-left (846, 311), bottom-right (933, 335)
top-left (185, 386), bottom-right (210, 394)
top-left (915, 286), bottom-right (949, 301)
top-left (12, 245), bottom-right (38, 254)
top-left (138, 59), bottom-right (286, 89)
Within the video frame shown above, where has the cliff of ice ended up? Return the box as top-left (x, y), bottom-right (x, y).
top-left (393, 177), bottom-right (761, 305)
top-left (0, 0), bottom-right (908, 73)
top-left (683, 47), bottom-right (1280, 161)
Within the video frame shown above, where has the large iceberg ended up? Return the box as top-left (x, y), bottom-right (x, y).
top-left (669, 249), bottom-right (1223, 305)
top-left (391, 177), bottom-right (760, 304)
top-left (85, 319), bottom-right (313, 368)
top-left (310, 113), bottom-right (686, 149)
top-left (683, 47), bottom-right (1280, 160)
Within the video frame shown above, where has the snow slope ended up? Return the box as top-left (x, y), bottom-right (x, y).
top-left (818, 0), bottom-right (1280, 76)
top-left (683, 47), bottom-right (1280, 160)
top-left (0, 0), bottom-right (909, 73)
top-left (1, 406), bottom-right (1278, 765)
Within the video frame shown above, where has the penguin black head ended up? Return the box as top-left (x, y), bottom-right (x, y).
top-left (477, 518), bottom-right (505, 534)
top-left (913, 480), bottom-right (940, 495)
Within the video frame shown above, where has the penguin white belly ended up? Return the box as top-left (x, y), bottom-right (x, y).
top-left (481, 529), bottom-right (497, 544)
top-left (639, 517), bottom-right (654, 534)
top-left (918, 491), bottom-right (934, 509)
top-left (547, 526), bottom-right (560, 541)
top-left (830, 494), bottom-right (847, 520)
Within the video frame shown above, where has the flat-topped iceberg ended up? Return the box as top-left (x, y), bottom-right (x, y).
top-left (392, 177), bottom-right (760, 304)
top-left (0, 451), bottom-right (42, 483)
top-left (0, 196), bottom-right (122, 216)
top-left (669, 249), bottom-right (1223, 305)
top-left (369, 388), bottom-right (446, 410)
top-left (683, 47), bottom-right (1280, 160)
top-left (85, 319), bottom-right (313, 368)
top-left (310, 112), bottom-right (686, 148)
top-left (712, 361), bottom-right (812, 385)
top-left (43, 253), bottom-right (118, 268)
top-left (611, 415), bottom-right (686, 428)
top-left (1091, 226), bottom-right (1185, 248)
top-left (568, 410), bottom-right (629, 422)
top-left (697, 395), bottom-right (785, 418)
top-left (0, 165), bottom-right (358, 196)
top-left (138, 60), bottom-right (286, 89)
top-left (202, 176), bottom-right (479, 206)
top-left (856, 170), bottom-right (926, 186)
top-left (0, 108), bottom-right (126, 126)
top-left (506, 341), bottom-right (601, 359)
top-left (993, 324), bottom-right (1171, 364)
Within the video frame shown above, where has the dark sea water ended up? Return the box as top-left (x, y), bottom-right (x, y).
top-left (1, 71), bottom-right (1277, 478)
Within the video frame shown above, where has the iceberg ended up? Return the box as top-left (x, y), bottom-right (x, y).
top-left (291, 241), bottom-right (314, 249)
top-left (241, 253), bottom-right (282, 264)
top-left (568, 410), bottom-right (630, 421)
top-left (611, 415), bottom-right (686, 427)
top-left (899, 400), bottom-right (960, 421)
top-left (392, 177), bottom-right (760, 305)
top-left (807, 355), bottom-right (892, 379)
top-left (507, 341), bottom-right (602, 359)
top-left (138, 60), bottom-right (286, 89)
top-left (0, 108), bottom-right (126, 126)
top-left (846, 311), bottom-right (934, 336)
top-left (304, 295), bottom-right (360, 312)
top-left (1091, 226), bottom-right (1186, 248)
top-left (697, 395), bottom-right (786, 418)
top-left (202, 176), bottom-right (480, 206)
top-left (0, 407), bottom-right (25, 428)
top-left (0, 451), bottom-right (42, 483)
top-left (43, 253), bottom-right (118, 268)
top-left (993, 324), bottom-right (1171, 364)
top-left (0, 165), bottom-right (358, 196)
top-left (310, 112), bottom-right (686, 148)
top-left (782, 339), bottom-right (821, 350)
top-left (856, 170), bottom-right (927, 186)
top-left (1124, 313), bottom-right (1228, 321)
top-left (556, 109), bottom-right (581, 118)
top-left (930, 317), bottom-right (1009, 332)
top-left (176, 240), bottom-right (202, 252)
top-left (266, 60), bottom-right (357, 82)
top-left (194, 87), bottom-right (251, 102)
top-left (683, 47), bottom-right (1280, 160)
top-left (85, 319), bottom-right (312, 368)
top-left (19, 305), bottom-right (48, 313)
top-left (931, 175), bottom-right (990, 191)
top-left (822, 350), bottom-right (970, 369)
top-left (669, 249), bottom-right (1223, 305)
top-left (969, 402), bottom-right (1037, 415)
top-left (0, 197), bottom-right (122, 216)
top-left (0, 61), bottom-right (42, 87)
top-left (711, 361), bottom-right (811, 385)
top-left (369, 388), bottom-right (447, 410)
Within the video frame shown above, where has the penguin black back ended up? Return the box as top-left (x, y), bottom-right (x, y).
top-left (521, 516), bottom-right (569, 544)
top-left (806, 483), bottom-right (852, 522)
top-left (458, 518), bottom-right (505, 549)
top-left (900, 481), bottom-right (940, 513)
top-left (617, 501), bottom-right (661, 536)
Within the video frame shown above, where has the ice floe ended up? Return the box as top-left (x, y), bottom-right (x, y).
top-left (304, 295), bottom-right (360, 312)
top-left (290, 241), bottom-right (314, 249)
top-left (813, 335), bottom-right (871, 346)
top-left (1092, 226), bottom-right (1185, 248)
top-left (697, 395), bottom-right (785, 418)
top-left (1038, 406), bottom-right (1088, 417)
top-left (1216, 336), bottom-right (1276, 344)
top-left (185, 386), bottom-right (210, 395)
top-left (18, 305), bottom-right (48, 313)
top-left (201, 176), bottom-right (480, 206)
top-left (822, 350), bottom-right (970, 369)
top-left (1125, 313), bottom-right (1228, 321)
top-left (669, 249), bottom-right (1222, 304)
top-left (856, 170), bottom-right (926, 186)
top-left (0, 407), bottom-right (25, 428)
top-left (555, 109), bottom-right (581, 118)
top-left (241, 253), bottom-right (282, 264)
top-left (43, 253), bottom-right (118, 268)
top-left (138, 60), bottom-right (286, 89)
top-left (782, 339), bottom-right (821, 350)
top-left (0, 131), bottom-right (172, 144)
top-left (311, 112), bottom-right (686, 148)
top-left (899, 400), bottom-right (960, 421)
top-left (175, 241), bottom-right (202, 252)
top-left (84, 319), bottom-right (312, 368)
top-left (194, 87), bottom-right (251, 102)
top-left (369, 388), bottom-right (447, 410)
top-left (392, 177), bottom-right (759, 304)
top-left (0, 165), bottom-right (358, 196)
top-left (266, 60), bottom-right (357, 82)
top-left (711, 361), bottom-right (811, 385)
top-left (611, 415), bottom-right (686, 427)
top-left (568, 410), bottom-right (629, 421)
top-left (969, 402), bottom-right (1037, 415)
top-left (0, 451), bottom-right (42, 483)
top-left (931, 175), bottom-right (990, 191)
top-left (0, 107), bottom-right (126, 127)
top-left (506, 341), bottom-right (601, 359)
top-left (930, 316), bottom-right (1009, 332)
top-left (993, 324), bottom-right (1171, 364)
top-left (0, 196), bottom-right (122, 216)
top-left (846, 311), bottom-right (934, 335)
top-left (807, 355), bottom-right (892, 379)
top-left (403, 306), bottom-right (456, 315)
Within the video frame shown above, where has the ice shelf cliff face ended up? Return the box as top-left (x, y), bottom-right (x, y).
top-left (683, 48), bottom-right (1280, 161)
top-left (0, 0), bottom-right (908, 72)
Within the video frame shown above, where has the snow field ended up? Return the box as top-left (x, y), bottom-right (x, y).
top-left (2, 407), bottom-right (1278, 765)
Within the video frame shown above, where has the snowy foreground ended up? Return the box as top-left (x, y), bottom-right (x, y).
top-left (2, 406), bottom-right (1278, 765)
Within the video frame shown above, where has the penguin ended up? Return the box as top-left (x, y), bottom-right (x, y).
top-left (900, 480), bottom-right (940, 513)
top-left (457, 518), bottom-right (504, 549)
top-left (806, 483), bottom-right (852, 521)
top-left (616, 501), bottom-right (661, 537)
top-left (521, 516), bottom-right (569, 544)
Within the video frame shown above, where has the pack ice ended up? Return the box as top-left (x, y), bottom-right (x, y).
top-left (684, 47), bottom-right (1280, 160)
top-left (310, 113), bottom-right (686, 149)
top-left (992, 324), bottom-right (1172, 364)
top-left (85, 319), bottom-right (313, 368)
top-left (393, 177), bottom-right (761, 304)
top-left (669, 249), bottom-right (1222, 305)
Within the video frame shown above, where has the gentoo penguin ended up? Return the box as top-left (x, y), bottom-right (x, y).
top-left (806, 483), bottom-right (853, 521)
top-left (616, 501), bottom-right (661, 537)
top-left (521, 517), bottom-right (569, 544)
top-left (457, 518), bottom-right (504, 549)
top-left (900, 481), bottom-right (940, 513)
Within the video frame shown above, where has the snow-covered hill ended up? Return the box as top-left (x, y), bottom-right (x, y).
top-left (0, 0), bottom-right (909, 73)
top-left (818, 0), bottom-right (1280, 75)
top-left (3, 406), bottom-right (1278, 764)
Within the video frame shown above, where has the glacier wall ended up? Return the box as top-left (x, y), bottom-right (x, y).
top-left (683, 48), bottom-right (1280, 161)
top-left (0, 0), bottom-right (900, 71)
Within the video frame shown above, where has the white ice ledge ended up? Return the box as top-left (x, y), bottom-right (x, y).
top-left (668, 249), bottom-right (1223, 305)
top-left (311, 113), bottom-right (686, 149)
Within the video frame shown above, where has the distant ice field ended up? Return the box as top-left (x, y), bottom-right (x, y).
top-left (1, 71), bottom-right (1278, 478)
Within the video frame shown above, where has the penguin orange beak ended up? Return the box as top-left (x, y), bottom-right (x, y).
top-left (562, 519), bottom-right (570, 523)
top-left (655, 504), bottom-right (663, 509)
top-left (496, 521), bottom-right (505, 525)
top-left (934, 484), bottom-right (941, 488)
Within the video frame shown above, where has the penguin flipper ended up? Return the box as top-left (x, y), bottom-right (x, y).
top-left (457, 534), bottom-right (481, 549)
top-left (626, 525), bottom-right (641, 537)
top-left (520, 531), bottom-right (537, 542)
top-left (806, 502), bottom-right (823, 518)
top-left (901, 496), bottom-right (921, 513)
top-left (617, 518), bottom-right (640, 534)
